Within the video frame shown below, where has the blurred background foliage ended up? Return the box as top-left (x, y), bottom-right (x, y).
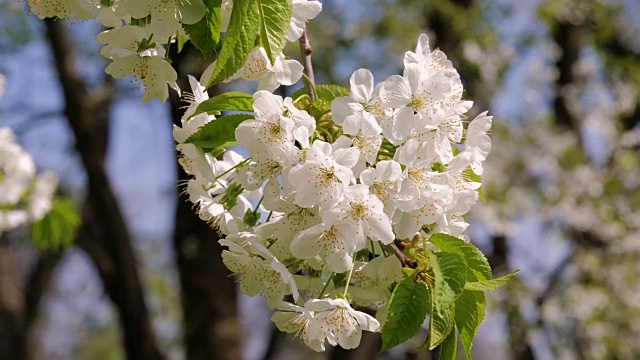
top-left (0, 0), bottom-right (639, 359)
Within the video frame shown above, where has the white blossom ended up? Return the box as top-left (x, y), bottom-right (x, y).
top-left (0, 128), bottom-right (36, 206)
top-left (380, 64), bottom-right (451, 140)
top-left (288, 140), bottom-right (359, 208)
top-left (256, 206), bottom-right (318, 261)
top-left (239, 47), bottom-right (304, 92)
top-left (235, 91), bottom-right (296, 160)
top-left (271, 301), bottom-right (325, 352)
top-left (0, 127), bottom-right (58, 233)
top-left (332, 114), bottom-right (383, 175)
top-left (322, 184), bottom-right (395, 246)
top-left (360, 160), bottom-right (402, 214)
top-left (120, 0), bottom-right (204, 38)
top-left (332, 69), bottom-right (384, 125)
top-left (221, 241), bottom-right (299, 306)
top-left (173, 76), bottom-right (214, 143)
top-left (290, 221), bottom-right (357, 273)
top-left (448, 111), bottom-right (493, 175)
top-left (306, 298), bottom-right (380, 350)
top-left (288, 0), bottom-right (323, 41)
top-left (28, 0), bottom-right (94, 20)
top-left (99, 26), bottom-right (177, 102)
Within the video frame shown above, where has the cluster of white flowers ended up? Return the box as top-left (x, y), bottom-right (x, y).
top-left (0, 127), bottom-right (59, 234)
top-left (0, 73), bottom-right (58, 234)
top-left (173, 76), bottom-right (251, 234)
top-left (30, 0), bottom-right (322, 102)
top-left (173, 34), bottom-right (492, 351)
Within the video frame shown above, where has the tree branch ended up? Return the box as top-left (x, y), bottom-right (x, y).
top-left (390, 240), bottom-right (417, 269)
top-left (298, 27), bottom-right (316, 103)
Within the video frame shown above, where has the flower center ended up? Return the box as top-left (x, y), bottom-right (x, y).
top-left (408, 168), bottom-right (423, 184)
top-left (290, 314), bottom-right (310, 338)
top-left (371, 181), bottom-right (391, 201)
top-left (349, 202), bottom-right (367, 221)
top-left (408, 97), bottom-right (424, 112)
top-left (317, 167), bottom-right (339, 187)
top-left (318, 226), bottom-right (341, 253)
top-left (133, 57), bottom-right (150, 80)
top-left (353, 134), bottom-right (368, 150)
top-left (268, 122), bottom-right (286, 139)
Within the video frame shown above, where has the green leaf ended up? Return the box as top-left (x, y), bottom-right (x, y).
top-left (185, 114), bottom-right (254, 151)
top-left (32, 198), bottom-right (81, 252)
top-left (429, 233), bottom-right (492, 282)
top-left (464, 269), bottom-right (519, 292)
top-left (427, 291), bottom-right (454, 349)
top-left (203, 0), bottom-right (222, 38)
top-left (430, 252), bottom-right (467, 314)
top-left (454, 290), bottom-right (486, 359)
top-left (182, 0), bottom-right (222, 60)
top-left (208, 0), bottom-right (259, 87)
top-left (176, 33), bottom-right (189, 53)
top-left (381, 277), bottom-right (430, 351)
top-left (292, 84), bottom-right (351, 103)
top-left (192, 91), bottom-right (254, 117)
top-left (427, 251), bottom-right (466, 349)
top-left (439, 325), bottom-right (458, 360)
top-left (257, 0), bottom-right (292, 65)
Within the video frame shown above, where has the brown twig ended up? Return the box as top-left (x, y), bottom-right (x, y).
top-left (298, 26), bottom-right (316, 103)
top-left (390, 240), bottom-right (417, 268)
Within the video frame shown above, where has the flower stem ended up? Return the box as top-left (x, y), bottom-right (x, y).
top-left (342, 264), bottom-right (355, 297)
top-left (214, 158), bottom-right (250, 182)
top-left (301, 73), bottom-right (318, 101)
top-left (378, 242), bottom-right (389, 257)
top-left (318, 272), bottom-right (334, 299)
top-left (253, 194), bottom-right (264, 215)
top-left (298, 27), bottom-right (316, 103)
top-left (316, 127), bottom-right (333, 142)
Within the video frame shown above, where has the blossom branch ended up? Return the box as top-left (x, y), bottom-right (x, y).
top-left (390, 240), bottom-right (417, 268)
top-left (298, 26), bottom-right (316, 103)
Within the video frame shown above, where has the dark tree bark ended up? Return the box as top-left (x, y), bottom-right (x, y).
top-left (23, 251), bottom-right (63, 330)
top-left (551, 21), bottom-right (583, 133)
top-left (169, 46), bottom-right (243, 360)
top-left (0, 238), bottom-right (28, 360)
top-left (0, 241), bottom-right (61, 360)
top-left (44, 19), bottom-right (165, 360)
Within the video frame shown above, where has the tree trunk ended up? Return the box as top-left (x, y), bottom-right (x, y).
top-left (44, 19), bottom-right (165, 360)
top-left (0, 238), bottom-right (27, 360)
top-left (169, 46), bottom-right (243, 360)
